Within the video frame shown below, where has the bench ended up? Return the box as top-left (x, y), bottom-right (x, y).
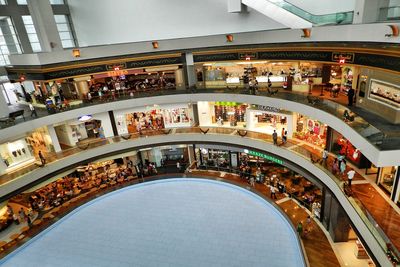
top-left (0, 110), bottom-right (25, 125)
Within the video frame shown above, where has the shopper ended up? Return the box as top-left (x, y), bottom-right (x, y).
top-left (38, 150), bottom-right (46, 166)
top-left (272, 130), bottom-right (278, 145)
top-left (340, 159), bottom-right (347, 177)
top-left (270, 185), bottom-right (277, 199)
top-left (18, 208), bottom-right (25, 223)
top-left (281, 128), bottom-right (287, 144)
top-left (332, 158), bottom-right (339, 175)
top-left (347, 87), bottom-right (355, 106)
top-left (250, 176), bottom-right (255, 187)
top-left (176, 161), bottom-right (181, 172)
top-left (297, 222), bottom-right (303, 237)
top-left (322, 148), bottom-right (328, 167)
top-left (347, 168), bottom-right (355, 187)
top-left (29, 103), bottom-right (38, 118)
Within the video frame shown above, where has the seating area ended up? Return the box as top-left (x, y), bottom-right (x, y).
top-left (0, 110), bottom-right (25, 126)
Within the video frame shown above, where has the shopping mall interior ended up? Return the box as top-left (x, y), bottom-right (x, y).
top-left (0, 0), bottom-right (400, 266)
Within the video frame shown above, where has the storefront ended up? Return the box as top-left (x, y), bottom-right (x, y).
top-left (195, 61), bottom-right (324, 90)
top-left (246, 105), bottom-right (294, 136)
top-left (0, 127), bottom-right (54, 173)
top-left (377, 166), bottom-right (398, 194)
top-left (329, 130), bottom-right (369, 168)
top-left (114, 103), bottom-right (194, 135)
top-left (293, 114), bottom-right (328, 148)
top-left (197, 101), bottom-right (247, 128)
top-left (139, 145), bottom-right (189, 168)
top-left (53, 113), bottom-right (112, 149)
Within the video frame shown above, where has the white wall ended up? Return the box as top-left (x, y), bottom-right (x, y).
top-left (68, 0), bottom-right (285, 47)
top-left (91, 112), bottom-right (114, 138)
top-left (286, 0), bottom-right (355, 15)
top-left (54, 124), bottom-right (75, 147)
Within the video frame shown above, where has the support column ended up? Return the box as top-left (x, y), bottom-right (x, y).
top-left (0, 85), bottom-right (10, 117)
top-left (174, 69), bottom-right (185, 90)
top-left (47, 124), bottom-right (62, 152)
top-left (353, 0), bottom-right (390, 23)
top-left (27, 0), bottom-right (63, 52)
top-left (75, 80), bottom-right (89, 97)
top-left (182, 52), bottom-right (197, 90)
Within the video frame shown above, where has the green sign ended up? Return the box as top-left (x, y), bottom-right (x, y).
top-left (244, 149), bottom-right (283, 165)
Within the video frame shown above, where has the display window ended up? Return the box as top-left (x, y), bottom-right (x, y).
top-left (213, 102), bottom-right (247, 127)
top-left (26, 127), bottom-right (54, 158)
top-left (162, 108), bottom-right (190, 127)
top-left (294, 115), bottom-right (327, 148)
top-left (247, 105), bottom-right (292, 136)
top-left (125, 110), bottom-right (165, 134)
top-left (0, 139), bottom-right (34, 168)
top-left (378, 166), bottom-right (398, 193)
top-left (368, 79), bottom-right (400, 109)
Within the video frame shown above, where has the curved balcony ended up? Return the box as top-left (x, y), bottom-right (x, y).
top-left (0, 126), bottom-right (397, 266)
top-left (1, 89), bottom-right (398, 167)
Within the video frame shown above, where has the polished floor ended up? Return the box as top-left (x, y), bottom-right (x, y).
top-left (0, 179), bottom-right (305, 267)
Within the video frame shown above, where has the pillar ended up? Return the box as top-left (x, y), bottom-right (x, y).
top-left (47, 124), bottom-right (62, 152)
top-left (182, 52), bottom-right (197, 89)
top-left (0, 85), bottom-right (9, 117)
top-left (353, 0), bottom-right (390, 24)
top-left (27, 0), bottom-right (63, 52)
top-left (174, 69), bottom-right (185, 90)
top-left (327, 194), bottom-right (351, 242)
top-left (149, 148), bottom-right (162, 167)
top-left (75, 80), bottom-right (89, 97)
top-left (187, 145), bottom-right (196, 165)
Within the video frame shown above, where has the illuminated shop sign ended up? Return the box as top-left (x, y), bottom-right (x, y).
top-left (252, 105), bottom-right (281, 113)
top-left (238, 52), bottom-right (258, 60)
top-left (105, 62), bottom-right (127, 71)
top-left (332, 52), bottom-right (354, 63)
top-left (243, 149), bottom-right (283, 165)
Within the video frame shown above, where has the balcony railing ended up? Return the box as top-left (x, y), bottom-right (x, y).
top-left (0, 88), bottom-right (394, 150)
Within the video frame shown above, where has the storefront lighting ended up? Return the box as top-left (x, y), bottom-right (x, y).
top-left (226, 34), bottom-right (233, 42)
top-left (78, 115), bottom-right (92, 122)
top-left (72, 49), bottom-right (81, 58)
top-left (152, 41), bottom-right (159, 49)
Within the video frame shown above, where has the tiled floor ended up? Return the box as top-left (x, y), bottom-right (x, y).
top-left (0, 179), bottom-right (305, 267)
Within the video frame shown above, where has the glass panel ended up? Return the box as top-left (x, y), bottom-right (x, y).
top-left (27, 33), bottom-right (39, 43)
top-left (50, 0), bottom-right (64, 4)
top-left (16, 0), bottom-right (27, 4)
top-left (0, 17), bottom-right (22, 64)
top-left (54, 15), bottom-right (67, 23)
top-left (56, 23), bottom-right (69, 32)
top-left (31, 42), bottom-right (41, 52)
top-left (22, 16), bottom-right (33, 24)
top-left (61, 39), bottom-right (74, 48)
top-left (0, 0), bottom-right (7, 5)
top-left (25, 24), bottom-right (37, 34)
top-left (59, 31), bottom-right (72, 40)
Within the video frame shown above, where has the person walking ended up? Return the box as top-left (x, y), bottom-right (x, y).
top-left (340, 159), bottom-right (347, 177)
top-left (297, 222), bottom-right (303, 237)
top-left (272, 130), bottom-right (278, 145)
top-left (281, 128), bottom-right (287, 144)
top-left (250, 176), bottom-right (255, 187)
top-left (347, 168), bottom-right (355, 187)
top-left (38, 150), bottom-right (46, 166)
top-left (29, 103), bottom-right (38, 118)
top-left (332, 158), bottom-right (339, 175)
top-left (322, 148), bottom-right (328, 167)
top-left (270, 185), bottom-right (277, 199)
top-left (176, 161), bottom-right (181, 172)
top-left (347, 87), bottom-right (355, 106)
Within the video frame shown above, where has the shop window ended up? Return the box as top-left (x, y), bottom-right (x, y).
top-left (359, 80), bottom-right (366, 97)
top-left (294, 115), bottom-right (327, 148)
top-left (378, 166), bottom-right (398, 193)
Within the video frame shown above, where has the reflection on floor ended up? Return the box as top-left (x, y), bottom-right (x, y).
top-left (334, 241), bottom-right (374, 267)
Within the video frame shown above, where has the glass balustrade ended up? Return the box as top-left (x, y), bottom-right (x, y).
top-left (379, 6), bottom-right (400, 21)
top-left (0, 88), bottom-right (391, 150)
top-left (269, 1), bottom-right (354, 26)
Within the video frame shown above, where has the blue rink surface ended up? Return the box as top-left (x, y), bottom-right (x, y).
top-left (0, 178), bottom-right (305, 267)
